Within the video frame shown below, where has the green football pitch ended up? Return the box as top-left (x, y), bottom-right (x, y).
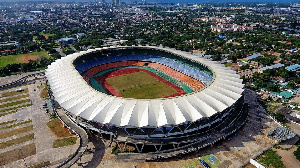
top-left (105, 71), bottom-right (178, 99)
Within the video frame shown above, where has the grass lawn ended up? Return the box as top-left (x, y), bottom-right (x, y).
top-left (0, 110), bottom-right (18, 117)
top-left (183, 158), bottom-right (202, 168)
top-left (183, 154), bottom-right (220, 168)
top-left (0, 143), bottom-right (36, 166)
top-left (201, 154), bottom-right (221, 168)
top-left (0, 51), bottom-right (50, 68)
top-left (39, 32), bottom-right (55, 37)
top-left (256, 149), bottom-right (285, 168)
top-left (0, 103), bottom-right (31, 114)
top-left (0, 99), bottom-right (30, 109)
top-left (38, 84), bottom-right (48, 98)
top-left (0, 125), bottom-right (33, 139)
top-left (0, 120), bottom-right (17, 126)
top-left (106, 71), bottom-right (177, 99)
top-left (0, 94), bottom-right (29, 104)
top-left (47, 118), bottom-right (73, 137)
top-left (1, 88), bottom-right (29, 97)
top-left (0, 133), bottom-right (34, 150)
top-left (0, 120), bottom-right (32, 130)
top-left (53, 137), bottom-right (77, 148)
top-left (29, 161), bottom-right (51, 168)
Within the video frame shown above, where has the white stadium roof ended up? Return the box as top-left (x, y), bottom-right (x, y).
top-left (46, 46), bottom-right (244, 128)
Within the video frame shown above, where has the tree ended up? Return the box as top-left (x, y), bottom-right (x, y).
top-left (273, 112), bottom-right (286, 122)
top-left (266, 84), bottom-right (280, 92)
top-left (241, 64), bottom-right (250, 70)
top-left (294, 146), bottom-right (300, 161)
top-left (287, 81), bottom-right (296, 89)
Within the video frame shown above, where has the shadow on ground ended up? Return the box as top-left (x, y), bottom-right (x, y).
top-left (76, 132), bottom-right (105, 168)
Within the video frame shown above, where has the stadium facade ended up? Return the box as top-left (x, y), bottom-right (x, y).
top-left (45, 46), bottom-right (247, 155)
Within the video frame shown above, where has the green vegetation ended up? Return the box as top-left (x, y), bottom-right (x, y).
top-left (49, 112), bottom-right (57, 119)
top-left (224, 62), bottom-right (232, 67)
top-left (47, 118), bottom-right (73, 137)
top-left (0, 54), bottom-right (54, 77)
top-left (201, 154), bottom-right (221, 168)
top-left (0, 94), bottom-right (29, 104)
top-left (0, 51), bottom-right (50, 68)
top-left (39, 32), bottom-right (55, 37)
top-left (256, 149), bottom-right (285, 168)
top-left (183, 158), bottom-right (200, 168)
top-left (0, 99), bottom-right (30, 109)
top-left (39, 84), bottom-right (49, 98)
top-left (29, 161), bottom-right (51, 168)
top-left (240, 64), bottom-right (250, 70)
top-left (253, 68), bottom-right (296, 89)
top-left (1, 88), bottom-right (29, 97)
top-left (106, 71), bottom-right (177, 99)
top-left (0, 125), bottom-right (33, 139)
top-left (0, 143), bottom-right (36, 166)
top-left (0, 133), bottom-right (34, 150)
top-left (0, 110), bottom-right (18, 117)
top-left (272, 112), bottom-right (286, 122)
top-left (0, 120), bottom-right (32, 130)
top-left (62, 47), bottom-right (75, 55)
top-left (274, 145), bottom-right (289, 151)
top-left (0, 120), bottom-right (17, 126)
top-left (53, 137), bottom-right (77, 148)
top-left (294, 146), bottom-right (300, 161)
top-left (0, 104), bottom-right (31, 113)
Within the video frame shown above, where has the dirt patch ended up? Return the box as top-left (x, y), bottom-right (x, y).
top-left (274, 146), bottom-right (300, 168)
top-left (43, 35), bottom-right (49, 40)
top-left (18, 55), bottom-right (39, 63)
top-left (47, 118), bottom-right (74, 138)
top-left (291, 96), bottom-right (300, 104)
top-left (0, 143), bottom-right (36, 166)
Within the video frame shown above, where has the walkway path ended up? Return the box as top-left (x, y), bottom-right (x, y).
top-left (0, 71), bottom-right (45, 91)
top-left (55, 108), bottom-right (89, 168)
top-left (55, 48), bottom-right (66, 57)
top-left (28, 83), bottom-right (55, 153)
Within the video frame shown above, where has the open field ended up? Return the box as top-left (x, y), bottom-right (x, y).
top-left (0, 51), bottom-right (50, 68)
top-left (39, 32), bottom-right (55, 39)
top-left (105, 71), bottom-right (177, 99)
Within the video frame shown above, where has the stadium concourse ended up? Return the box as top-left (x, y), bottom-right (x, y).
top-left (45, 46), bottom-right (247, 157)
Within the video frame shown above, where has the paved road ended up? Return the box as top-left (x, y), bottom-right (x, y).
top-left (0, 71), bottom-right (45, 91)
top-left (69, 44), bottom-right (78, 53)
top-left (55, 48), bottom-right (66, 57)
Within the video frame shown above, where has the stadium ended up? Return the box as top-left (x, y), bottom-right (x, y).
top-left (45, 46), bottom-right (247, 156)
